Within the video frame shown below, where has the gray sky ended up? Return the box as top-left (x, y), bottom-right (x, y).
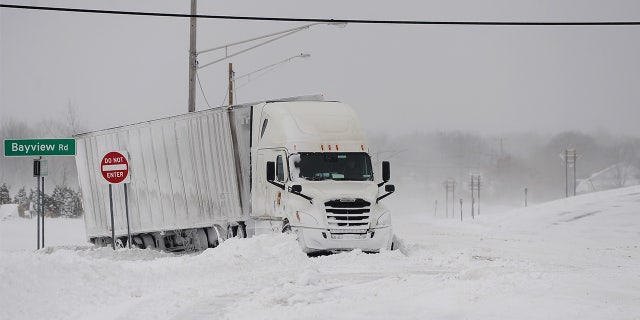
top-left (1, 0), bottom-right (639, 136)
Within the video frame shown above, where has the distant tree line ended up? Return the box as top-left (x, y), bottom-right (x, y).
top-left (0, 183), bottom-right (83, 218)
top-left (0, 103), bottom-right (85, 217)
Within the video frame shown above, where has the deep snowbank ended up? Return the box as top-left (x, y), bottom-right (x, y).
top-left (0, 204), bottom-right (19, 221)
top-left (1, 186), bottom-right (639, 319)
top-left (0, 217), bottom-right (87, 251)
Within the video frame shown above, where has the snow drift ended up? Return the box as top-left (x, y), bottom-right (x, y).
top-left (1, 186), bottom-right (639, 319)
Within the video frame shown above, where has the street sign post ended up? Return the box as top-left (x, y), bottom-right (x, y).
top-left (4, 138), bottom-right (76, 249)
top-left (3, 138), bottom-right (75, 250)
top-left (4, 139), bottom-right (75, 156)
top-left (100, 151), bottom-right (131, 250)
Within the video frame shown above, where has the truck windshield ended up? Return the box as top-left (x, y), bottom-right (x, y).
top-left (290, 152), bottom-right (373, 181)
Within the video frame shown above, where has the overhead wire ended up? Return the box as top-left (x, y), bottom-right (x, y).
top-left (2, 4), bottom-right (640, 26)
top-left (195, 71), bottom-right (212, 109)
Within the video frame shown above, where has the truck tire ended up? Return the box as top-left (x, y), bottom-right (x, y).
top-left (236, 223), bottom-right (247, 239)
top-left (132, 236), bottom-right (144, 248)
top-left (205, 225), bottom-right (224, 247)
top-left (141, 234), bottom-right (155, 249)
top-left (282, 220), bottom-right (292, 234)
top-left (226, 225), bottom-right (236, 239)
top-left (194, 229), bottom-right (208, 251)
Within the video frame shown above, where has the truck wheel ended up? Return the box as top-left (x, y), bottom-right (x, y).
top-left (205, 225), bottom-right (224, 247)
top-left (194, 229), bottom-right (208, 251)
top-left (132, 236), bottom-right (144, 248)
top-left (141, 234), bottom-right (155, 249)
top-left (236, 223), bottom-right (247, 239)
top-left (282, 220), bottom-right (292, 234)
top-left (226, 225), bottom-right (236, 239)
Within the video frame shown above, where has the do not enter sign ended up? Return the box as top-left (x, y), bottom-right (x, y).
top-left (101, 151), bottom-right (130, 184)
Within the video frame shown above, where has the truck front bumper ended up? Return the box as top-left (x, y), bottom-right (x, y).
top-left (293, 226), bottom-right (393, 253)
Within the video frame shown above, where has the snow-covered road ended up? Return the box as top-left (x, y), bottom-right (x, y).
top-left (1, 186), bottom-right (639, 320)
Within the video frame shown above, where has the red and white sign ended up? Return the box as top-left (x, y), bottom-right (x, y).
top-left (101, 151), bottom-right (130, 184)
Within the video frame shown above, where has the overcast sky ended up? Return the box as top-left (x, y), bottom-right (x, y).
top-left (1, 0), bottom-right (639, 137)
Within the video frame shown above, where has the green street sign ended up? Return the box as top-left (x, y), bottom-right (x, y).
top-left (4, 139), bottom-right (76, 157)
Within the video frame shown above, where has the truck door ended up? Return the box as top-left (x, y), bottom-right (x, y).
top-left (255, 149), bottom-right (288, 218)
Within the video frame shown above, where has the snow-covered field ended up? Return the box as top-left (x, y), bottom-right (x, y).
top-left (1, 186), bottom-right (639, 320)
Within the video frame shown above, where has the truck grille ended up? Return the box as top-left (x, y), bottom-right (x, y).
top-left (325, 199), bottom-right (371, 233)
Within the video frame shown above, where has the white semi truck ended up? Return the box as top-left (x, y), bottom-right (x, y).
top-left (75, 96), bottom-right (396, 253)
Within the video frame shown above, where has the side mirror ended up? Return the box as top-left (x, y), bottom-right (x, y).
top-left (382, 161), bottom-right (390, 182)
top-left (266, 161), bottom-right (275, 181)
top-left (289, 184), bottom-right (312, 202)
top-left (377, 183), bottom-right (396, 203)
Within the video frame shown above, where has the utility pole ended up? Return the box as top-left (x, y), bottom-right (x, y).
top-left (228, 63), bottom-right (234, 106)
top-left (573, 152), bottom-right (577, 196)
top-left (187, 0), bottom-right (197, 113)
top-left (477, 175), bottom-right (480, 216)
top-left (565, 149), bottom-right (568, 198)
top-left (470, 174), bottom-right (481, 219)
top-left (443, 178), bottom-right (456, 218)
top-left (434, 200), bottom-right (438, 217)
top-left (564, 148), bottom-right (578, 197)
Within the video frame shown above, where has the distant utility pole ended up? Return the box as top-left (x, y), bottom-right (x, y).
top-left (470, 174), bottom-right (481, 219)
top-left (187, 0), bottom-right (197, 113)
top-left (563, 148), bottom-right (578, 197)
top-left (228, 63), bottom-right (234, 106)
top-left (443, 178), bottom-right (456, 218)
top-left (434, 200), bottom-right (438, 217)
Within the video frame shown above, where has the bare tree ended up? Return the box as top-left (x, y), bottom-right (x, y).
top-left (610, 140), bottom-right (640, 188)
top-left (65, 99), bottom-right (84, 136)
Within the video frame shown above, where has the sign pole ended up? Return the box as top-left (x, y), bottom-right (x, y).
top-left (109, 184), bottom-right (115, 250)
top-left (565, 149), bottom-right (569, 198)
top-left (124, 184), bottom-right (131, 249)
top-left (470, 175), bottom-right (474, 218)
top-left (41, 176), bottom-right (45, 247)
top-left (36, 175), bottom-right (40, 250)
top-left (100, 151), bottom-right (131, 250)
top-left (477, 176), bottom-right (481, 216)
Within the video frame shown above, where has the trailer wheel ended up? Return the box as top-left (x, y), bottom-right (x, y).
top-left (115, 238), bottom-right (125, 249)
top-left (236, 223), bottom-right (247, 239)
top-left (226, 225), bottom-right (236, 239)
top-left (141, 234), bottom-right (155, 249)
top-left (194, 229), bottom-right (208, 251)
top-left (132, 236), bottom-right (144, 248)
top-left (205, 225), bottom-right (224, 247)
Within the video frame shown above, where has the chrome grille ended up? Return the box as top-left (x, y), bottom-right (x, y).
top-left (325, 199), bottom-right (371, 233)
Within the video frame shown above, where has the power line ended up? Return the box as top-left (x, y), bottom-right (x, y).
top-left (2, 4), bottom-right (640, 26)
top-left (195, 71), bottom-right (212, 109)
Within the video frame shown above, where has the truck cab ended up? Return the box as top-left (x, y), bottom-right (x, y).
top-left (250, 100), bottom-right (395, 253)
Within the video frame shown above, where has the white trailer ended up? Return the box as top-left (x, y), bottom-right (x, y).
top-left (75, 96), bottom-right (396, 253)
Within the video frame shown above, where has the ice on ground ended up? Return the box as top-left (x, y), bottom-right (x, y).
top-left (1, 186), bottom-right (639, 320)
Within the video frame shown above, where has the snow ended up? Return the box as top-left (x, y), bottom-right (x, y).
top-left (0, 204), bottom-right (20, 221)
top-left (1, 187), bottom-right (639, 319)
top-left (576, 164), bottom-right (640, 194)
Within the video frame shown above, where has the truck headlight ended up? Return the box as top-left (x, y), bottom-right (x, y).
top-left (376, 212), bottom-right (391, 227)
